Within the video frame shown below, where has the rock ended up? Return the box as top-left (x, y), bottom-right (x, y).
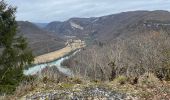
top-left (24, 87), bottom-right (129, 100)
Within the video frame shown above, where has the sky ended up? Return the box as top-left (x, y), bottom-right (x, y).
top-left (6, 0), bottom-right (170, 23)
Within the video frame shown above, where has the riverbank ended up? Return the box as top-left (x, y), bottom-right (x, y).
top-left (34, 39), bottom-right (86, 64)
top-left (24, 49), bottom-right (81, 75)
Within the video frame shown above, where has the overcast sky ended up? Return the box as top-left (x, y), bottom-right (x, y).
top-left (6, 0), bottom-right (170, 22)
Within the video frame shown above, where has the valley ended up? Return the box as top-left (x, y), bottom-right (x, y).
top-left (34, 39), bottom-right (86, 64)
top-left (1, 5), bottom-right (170, 99)
top-left (16, 10), bottom-right (170, 99)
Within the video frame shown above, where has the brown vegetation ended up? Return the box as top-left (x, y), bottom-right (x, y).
top-left (34, 39), bottom-right (85, 64)
top-left (2, 10), bottom-right (170, 99)
top-left (62, 30), bottom-right (170, 82)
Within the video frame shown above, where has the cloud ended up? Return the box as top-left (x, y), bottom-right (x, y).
top-left (6, 0), bottom-right (170, 22)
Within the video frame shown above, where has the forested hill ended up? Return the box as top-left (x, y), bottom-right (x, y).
top-left (44, 10), bottom-right (170, 41)
top-left (17, 21), bottom-right (65, 56)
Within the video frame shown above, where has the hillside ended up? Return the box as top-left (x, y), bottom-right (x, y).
top-left (2, 10), bottom-right (170, 100)
top-left (45, 10), bottom-right (170, 41)
top-left (17, 21), bottom-right (65, 56)
top-left (36, 11), bottom-right (170, 81)
top-left (56, 10), bottom-right (170, 76)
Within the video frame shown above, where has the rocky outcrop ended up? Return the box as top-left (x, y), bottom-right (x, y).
top-left (23, 87), bottom-right (133, 100)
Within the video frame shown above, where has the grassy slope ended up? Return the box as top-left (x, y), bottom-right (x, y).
top-left (3, 73), bottom-right (170, 100)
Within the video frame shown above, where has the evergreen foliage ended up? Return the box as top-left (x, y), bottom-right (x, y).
top-left (0, 0), bottom-right (34, 94)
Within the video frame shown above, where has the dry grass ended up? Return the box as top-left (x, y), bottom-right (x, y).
top-left (4, 67), bottom-right (85, 99)
top-left (2, 72), bottom-right (170, 100)
top-left (34, 39), bottom-right (86, 64)
top-left (138, 73), bottom-right (161, 88)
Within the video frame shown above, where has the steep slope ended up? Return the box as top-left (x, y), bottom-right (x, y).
top-left (45, 10), bottom-right (170, 41)
top-left (59, 10), bottom-right (170, 82)
top-left (3, 10), bottom-right (170, 100)
top-left (45, 18), bottom-right (95, 37)
top-left (17, 21), bottom-right (65, 56)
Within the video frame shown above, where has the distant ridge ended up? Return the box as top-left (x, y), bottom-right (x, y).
top-left (17, 10), bottom-right (170, 55)
top-left (44, 10), bottom-right (170, 41)
top-left (17, 21), bottom-right (65, 56)
top-left (34, 22), bottom-right (48, 28)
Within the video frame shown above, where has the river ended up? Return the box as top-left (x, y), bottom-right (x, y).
top-left (24, 49), bottom-right (81, 76)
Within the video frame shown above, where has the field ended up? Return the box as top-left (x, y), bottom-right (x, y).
top-left (34, 39), bottom-right (86, 64)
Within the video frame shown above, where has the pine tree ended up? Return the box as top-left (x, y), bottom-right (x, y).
top-left (0, 0), bottom-right (34, 94)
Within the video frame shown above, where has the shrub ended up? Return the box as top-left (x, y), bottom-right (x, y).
top-left (72, 77), bottom-right (83, 84)
top-left (129, 77), bottom-right (138, 85)
top-left (138, 73), bottom-right (161, 88)
top-left (155, 49), bottom-right (170, 81)
top-left (114, 75), bottom-right (128, 85)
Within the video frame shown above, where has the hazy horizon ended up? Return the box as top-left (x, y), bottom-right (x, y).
top-left (6, 0), bottom-right (170, 23)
